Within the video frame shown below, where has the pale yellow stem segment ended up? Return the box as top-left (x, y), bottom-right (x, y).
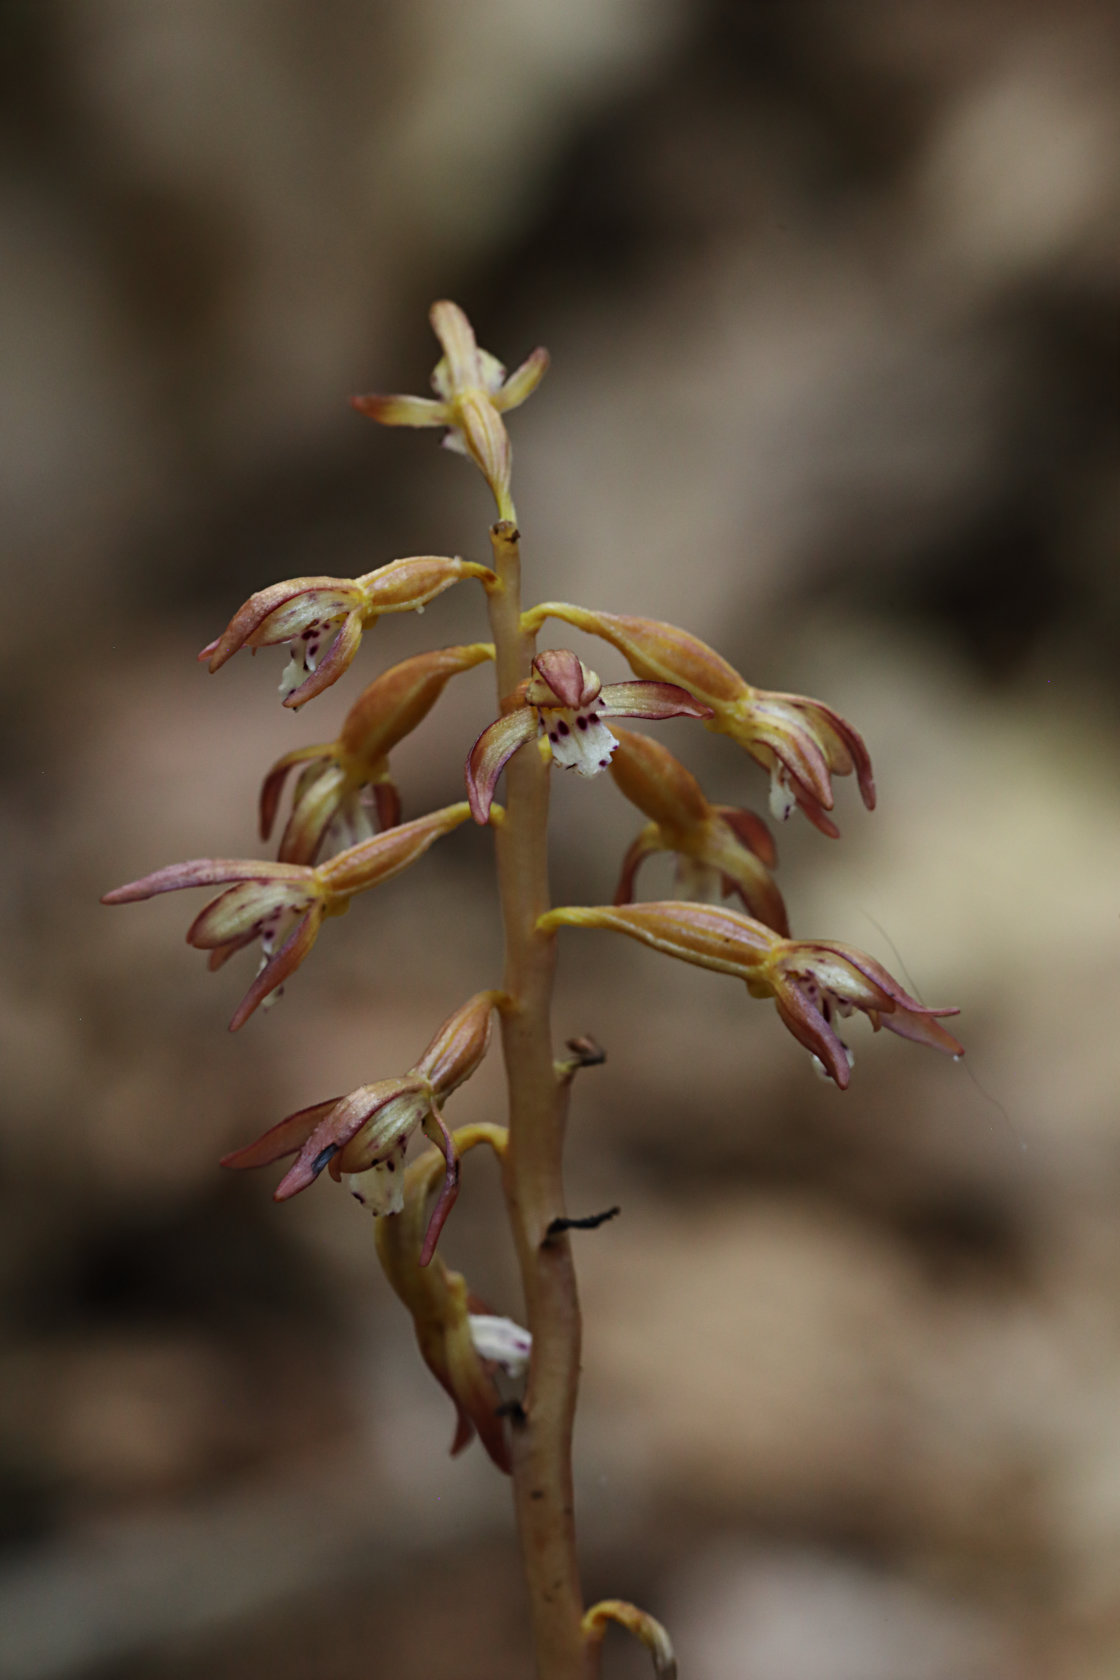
top-left (486, 519), bottom-right (592, 1679)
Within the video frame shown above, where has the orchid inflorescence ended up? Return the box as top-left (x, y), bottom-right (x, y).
top-left (104, 300), bottom-right (961, 1680)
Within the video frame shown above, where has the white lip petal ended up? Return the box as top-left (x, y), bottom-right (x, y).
top-left (544, 710), bottom-right (619, 778)
top-left (468, 1313), bottom-right (532, 1378)
top-left (344, 1148), bottom-right (407, 1216)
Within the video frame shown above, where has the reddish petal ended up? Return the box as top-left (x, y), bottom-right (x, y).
top-left (598, 681), bottom-right (713, 721)
top-left (374, 779), bottom-right (402, 831)
top-left (229, 905), bottom-right (323, 1031)
top-left (419, 1108), bottom-right (461, 1267)
top-left (713, 805), bottom-right (776, 867)
top-left (220, 1099), bottom-right (342, 1171)
top-left (880, 1009), bottom-right (964, 1057)
top-left (281, 610), bottom-right (365, 709)
top-left (613, 829), bottom-right (661, 905)
top-left (532, 650), bottom-right (599, 708)
top-left (774, 987), bottom-right (852, 1089)
top-left (465, 708), bottom-right (538, 823)
top-left (259, 746), bottom-right (330, 841)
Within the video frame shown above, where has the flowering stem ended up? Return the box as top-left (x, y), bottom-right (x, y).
top-left (486, 519), bottom-right (589, 1678)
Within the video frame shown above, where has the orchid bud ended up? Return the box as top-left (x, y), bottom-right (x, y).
top-left (411, 989), bottom-right (503, 1096)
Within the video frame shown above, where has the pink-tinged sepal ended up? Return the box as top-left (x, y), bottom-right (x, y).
top-left (220, 1099), bottom-right (342, 1172)
top-left (228, 905), bottom-right (324, 1031)
top-left (280, 609), bottom-right (364, 709)
top-left (101, 858), bottom-right (310, 904)
top-left (466, 708), bottom-right (538, 823)
top-left (713, 805), bottom-right (777, 868)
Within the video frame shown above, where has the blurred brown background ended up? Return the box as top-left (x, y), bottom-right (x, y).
top-left (1, 2), bottom-right (1118, 1676)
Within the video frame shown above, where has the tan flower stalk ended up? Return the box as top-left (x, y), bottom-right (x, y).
top-left (103, 301), bottom-right (962, 1678)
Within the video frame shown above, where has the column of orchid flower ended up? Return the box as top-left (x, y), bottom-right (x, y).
top-left (104, 301), bottom-right (963, 1680)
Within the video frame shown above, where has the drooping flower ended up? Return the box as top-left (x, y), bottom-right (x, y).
top-left (375, 1122), bottom-right (514, 1469)
top-left (101, 804), bottom-right (473, 1029)
top-left (465, 649), bottom-right (713, 824)
top-left (259, 643), bottom-right (494, 864)
top-left (539, 901), bottom-right (962, 1089)
top-left (608, 727), bottom-right (788, 934)
top-left (524, 603), bottom-right (875, 836)
top-left (220, 990), bottom-right (501, 1263)
top-left (352, 300), bottom-right (549, 520)
top-left (199, 555), bottom-right (494, 709)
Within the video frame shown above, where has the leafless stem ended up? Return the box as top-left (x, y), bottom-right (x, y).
top-left (486, 519), bottom-right (590, 1679)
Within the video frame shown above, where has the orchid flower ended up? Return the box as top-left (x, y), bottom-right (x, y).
top-left (539, 901), bottom-right (962, 1089)
top-left (222, 991), bottom-right (501, 1263)
top-left (524, 604), bottom-right (875, 836)
top-left (260, 643), bottom-right (494, 864)
top-left (466, 649), bottom-right (713, 824)
top-left (199, 554), bottom-right (493, 709)
top-left (375, 1121), bottom-right (514, 1469)
top-left (101, 804), bottom-right (473, 1029)
top-left (352, 300), bottom-right (549, 520)
top-left (608, 727), bottom-right (788, 935)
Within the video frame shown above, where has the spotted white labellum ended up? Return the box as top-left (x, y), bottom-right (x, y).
top-left (345, 1143), bottom-right (408, 1216)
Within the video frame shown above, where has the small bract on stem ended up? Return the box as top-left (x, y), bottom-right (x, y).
top-left (102, 299), bottom-right (962, 1680)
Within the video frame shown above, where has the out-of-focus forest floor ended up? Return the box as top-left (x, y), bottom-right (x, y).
top-left (1, 4), bottom-right (1118, 1677)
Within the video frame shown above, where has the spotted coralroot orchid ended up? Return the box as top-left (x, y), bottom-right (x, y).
top-left (104, 299), bottom-right (963, 1676)
top-left (260, 643), bottom-right (494, 863)
top-left (375, 1122), bottom-right (515, 1470)
top-left (101, 804), bottom-right (472, 1029)
top-left (540, 901), bottom-right (962, 1089)
top-left (524, 602), bottom-right (875, 836)
top-left (222, 990), bottom-right (500, 1264)
top-left (466, 647), bottom-right (712, 824)
top-left (352, 299), bottom-right (548, 521)
top-left (199, 554), bottom-right (494, 709)
top-left (608, 727), bottom-right (789, 935)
